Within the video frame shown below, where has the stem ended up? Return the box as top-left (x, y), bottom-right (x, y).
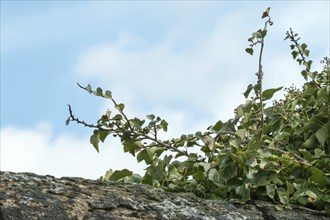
top-left (258, 39), bottom-right (264, 140)
top-left (325, 58), bottom-right (330, 155)
top-left (76, 82), bottom-right (134, 131)
top-left (67, 104), bottom-right (200, 161)
top-left (286, 29), bottom-right (321, 88)
top-left (257, 18), bottom-right (271, 140)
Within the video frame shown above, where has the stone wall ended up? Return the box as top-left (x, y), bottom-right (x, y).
top-left (0, 171), bottom-right (328, 220)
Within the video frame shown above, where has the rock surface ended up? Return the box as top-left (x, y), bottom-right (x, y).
top-left (0, 171), bottom-right (328, 220)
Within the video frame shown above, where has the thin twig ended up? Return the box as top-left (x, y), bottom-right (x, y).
top-left (76, 82), bottom-right (134, 131)
top-left (67, 104), bottom-right (192, 160)
top-left (257, 16), bottom-right (272, 140)
top-left (286, 30), bottom-right (321, 88)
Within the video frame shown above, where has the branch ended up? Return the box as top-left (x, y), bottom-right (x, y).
top-left (68, 104), bottom-right (103, 129)
top-left (76, 82), bottom-right (135, 131)
top-left (285, 29), bottom-right (321, 88)
top-left (257, 15), bottom-right (272, 140)
top-left (67, 104), bottom-right (199, 161)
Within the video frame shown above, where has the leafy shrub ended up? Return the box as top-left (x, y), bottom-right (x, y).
top-left (67, 8), bottom-right (330, 214)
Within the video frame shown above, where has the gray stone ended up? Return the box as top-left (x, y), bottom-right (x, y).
top-left (0, 171), bottom-right (328, 220)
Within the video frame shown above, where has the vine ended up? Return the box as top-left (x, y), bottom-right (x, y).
top-left (245, 7), bottom-right (273, 139)
top-left (67, 8), bottom-right (330, 215)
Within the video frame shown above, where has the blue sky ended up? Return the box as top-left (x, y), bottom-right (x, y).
top-left (1, 1), bottom-right (329, 179)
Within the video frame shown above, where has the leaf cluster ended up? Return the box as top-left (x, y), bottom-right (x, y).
top-left (67, 10), bottom-right (330, 215)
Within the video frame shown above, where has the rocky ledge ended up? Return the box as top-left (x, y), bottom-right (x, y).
top-left (0, 171), bottom-right (328, 220)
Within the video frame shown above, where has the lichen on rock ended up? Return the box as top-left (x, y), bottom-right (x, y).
top-left (0, 171), bottom-right (328, 220)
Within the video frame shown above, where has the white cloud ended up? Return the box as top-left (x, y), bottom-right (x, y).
top-left (73, 12), bottom-right (256, 126)
top-left (0, 122), bottom-right (146, 179)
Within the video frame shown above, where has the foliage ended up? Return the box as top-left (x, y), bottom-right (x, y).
top-left (67, 8), bottom-right (330, 214)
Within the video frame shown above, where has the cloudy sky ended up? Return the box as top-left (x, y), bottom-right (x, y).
top-left (1, 1), bottom-right (329, 179)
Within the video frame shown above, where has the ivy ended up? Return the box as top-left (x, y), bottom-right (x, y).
top-left (67, 8), bottom-right (330, 215)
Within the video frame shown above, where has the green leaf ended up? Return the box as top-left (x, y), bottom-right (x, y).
top-left (291, 50), bottom-right (298, 59)
top-left (301, 70), bottom-right (308, 80)
top-left (229, 138), bottom-right (240, 149)
top-left (188, 153), bottom-right (198, 162)
top-left (95, 87), bottom-right (103, 96)
top-left (193, 170), bottom-right (205, 182)
top-left (244, 84), bottom-right (253, 98)
top-left (137, 148), bottom-right (155, 165)
top-left (255, 174), bottom-right (270, 186)
top-left (316, 86), bottom-right (327, 102)
top-left (123, 173), bottom-right (142, 183)
top-left (163, 155), bottom-right (173, 166)
top-left (315, 127), bottom-right (327, 146)
top-left (269, 173), bottom-right (283, 185)
top-left (246, 156), bottom-right (257, 167)
top-left (212, 120), bottom-right (224, 132)
top-left (86, 84), bottom-right (92, 94)
top-left (235, 105), bottom-right (244, 117)
top-left (195, 131), bottom-right (203, 138)
top-left (304, 60), bottom-right (313, 70)
top-left (123, 141), bottom-right (141, 156)
top-left (308, 167), bottom-right (327, 187)
top-left (105, 90), bottom-right (112, 99)
top-left (247, 140), bottom-right (263, 151)
top-left (160, 120), bottom-right (168, 132)
top-left (235, 129), bottom-right (246, 140)
top-left (260, 29), bottom-right (267, 38)
top-left (301, 43), bottom-right (307, 50)
top-left (153, 146), bottom-right (166, 157)
top-left (102, 169), bottom-right (113, 181)
top-left (65, 116), bottom-right (71, 126)
top-left (286, 181), bottom-right (294, 195)
top-left (302, 115), bottom-right (327, 132)
top-left (99, 130), bottom-right (109, 143)
top-left (252, 30), bottom-right (263, 38)
top-left (245, 48), bottom-right (254, 55)
top-left (146, 114), bottom-right (155, 120)
top-left (301, 134), bottom-right (317, 149)
top-left (90, 132), bottom-right (100, 153)
top-left (262, 87), bottom-right (283, 101)
top-left (266, 184), bottom-right (276, 199)
top-left (246, 167), bottom-right (257, 179)
top-left (277, 187), bottom-right (290, 205)
top-left (304, 50), bottom-right (310, 57)
top-left (112, 114), bottom-right (123, 120)
top-left (109, 169), bottom-right (133, 181)
top-left (168, 167), bottom-right (182, 181)
top-left (221, 161), bottom-right (237, 180)
top-left (321, 194), bottom-right (330, 203)
top-left (129, 117), bottom-right (145, 128)
top-left (115, 103), bottom-right (125, 112)
top-left (235, 184), bottom-right (250, 202)
top-left (208, 168), bottom-right (221, 182)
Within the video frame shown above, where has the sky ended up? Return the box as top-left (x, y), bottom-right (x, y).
top-left (1, 1), bottom-right (329, 179)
